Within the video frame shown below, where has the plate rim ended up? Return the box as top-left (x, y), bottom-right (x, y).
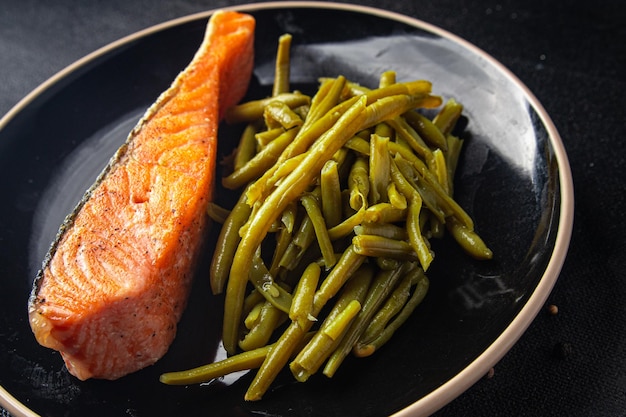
top-left (0, 2), bottom-right (575, 417)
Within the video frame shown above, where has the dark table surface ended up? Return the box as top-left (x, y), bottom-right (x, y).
top-left (1, 0), bottom-right (624, 416)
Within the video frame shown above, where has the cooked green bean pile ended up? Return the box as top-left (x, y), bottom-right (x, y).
top-left (160, 33), bottom-right (492, 401)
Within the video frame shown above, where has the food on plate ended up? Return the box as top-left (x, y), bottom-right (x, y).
top-left (27, 10), bottom-right (255, 380)
top-left (160, 33), bottom-right (492, 401)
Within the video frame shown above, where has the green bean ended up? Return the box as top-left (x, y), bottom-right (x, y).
top-left (340, 188), bottom-right (355, 218)
top-left (267, 211), bottom-right (284, 236)
top-left (234, 123), bottom-right (259, 171)
top-left (244, 300), bottom-right (263, 330)
top-left (279, 214), bottom-right (316, 271)
top-left (354, 269), bottom-right (429, 357)
top-left (343, 80), bottom-right (436, 109)
top-left (267, 154), bottom-right (307, 187)
top-left (393, 155), bottom-right (446, 223)
top-left (289, 112), bottom-right (351, 160)
top-left (242, 289), bottom-right (265, 320)
top-left (161, 344), bottom-right (272, 386)
top-left (317, 298), bottom-right (362, 339)
top-left (326, 206), bottom-right (365, 241)
top-left (403, 110), bottom-right (448, 151)
top-left (318, 264), bottom-right (374, 329)
top-left (354, 223), bottom-right (408, 240)
top-left (305, 78), bottom-right (335, 119)
top-left (374, 121), bottom-right (394, 138)
top-left (387, 116), bottom-right (434, 169)
top-left (290, 272), bottom-right (371, 382)
top-left (369, 133), bottom-right (390, 204)
top-left (301, 193), bottom-right (336, 269)
top-left (376, 257), bottom-right (403, 271)
top-left (224, 97), bottom-right (370, 354)
top-left (387, 182), bottom-right (408, 210)
top-left (225, 93), bottom-right (311, 124)
top-left (269, 225), bottom-right (293, 277)
top-left (379, 70), bottom-right (396, 88)
top-left (246, 246), bottom-right (366, 400)
top-left (160, 332), bottom-right (315, 386)
top-left (304, 76), bottom-right (347, 128)
top-left (344, 136), bottom-right (370, 156)
top-left (347, 124), bottom-right (438, 177)
top-left (289, 262), bottom-right (321, 329)
top-left (323, 261), bottom-right (414, 377)
top-left (272, 34), bottom-right (292, 97)
top-left (206, 202), bottom-right (230, 224)
top-left (210, 187), bottom-right (252, 294)
top-left (352, 234), bottom-right (418, 261)
top-left (245, 95), bottom-right (360, 205)
top-left (363, 202), bottom-right (407, 224)
top-left (290, 211), bottom-right (317, 252)
top-left (358, 270), bottom-right (414, 346)
top-left (348, 156), bottom-right (370, 211)
top-left (392, 155), bottom-right (455, 243)
top-left (293, 103), bottom-right (310, 121)
top-left (342, 80), bottom-right (369, 96)
top-left (388, 140), bottom-right (475, 229)
top-left (281, 200), bottom-right (298, 234)
top-left (446, 216), bottom-right (493, 260)
top-left (264, 101), bottom-right (303, 130)
top-left (245, 319), bottom-right (305, 400)
top-left (418, 174), bottom-right (466, 224)
top-left (432, 148), bottom-right (449, 195)
top-left (240, 301), bottom-right (286, 351)
top-left (320, 160), bottom-right (342, 228)
top-left (255, 126), bottom-right (284, 147)
top-left (237, 199), bottom-right (260, 238)
top-left (433, 98), bottom-right (463, 135)
top-left (249, 254), bottom-right (293, 314)
top-left (284, 79), bottom-right (352, 159)
top-left (320, 265), bottom-right (374, 340)
top-left (312, 245), bottom-right (367, 313)
top-left (356, 128), bottom-right (372, 140)
top-left (407, 194), bottom-right (434, 271)
top-left (222, 127), bottom-right (298, 190)
top-left (445, 134), bottom-right (464, 196)
top-left (290, 299), bottom-right (361, 382)
top-left (361, 93), bottom-right (442, 130)
top-left (388, 138), bottom-right (428, 176)
top-left (331, 147), bottom-right (351, 172)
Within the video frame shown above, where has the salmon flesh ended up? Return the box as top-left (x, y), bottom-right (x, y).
top-left (28, 11), bottom-right (255, 380)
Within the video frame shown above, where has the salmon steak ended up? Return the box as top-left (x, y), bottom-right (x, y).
top-left (28, 10), bottom-right (255, 380)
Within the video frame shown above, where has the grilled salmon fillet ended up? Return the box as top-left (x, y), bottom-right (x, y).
top-left (28, 10), bottom-right (255, 380)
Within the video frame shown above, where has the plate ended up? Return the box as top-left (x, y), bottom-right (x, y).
top-left (0, 2), bottom-right (574, 416)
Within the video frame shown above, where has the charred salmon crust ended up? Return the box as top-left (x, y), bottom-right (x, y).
top-left (28, 11), bottom-right (255, 381)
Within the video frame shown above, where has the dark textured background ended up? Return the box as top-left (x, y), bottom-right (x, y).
top-left (1, 0), bottom-right (624, 416)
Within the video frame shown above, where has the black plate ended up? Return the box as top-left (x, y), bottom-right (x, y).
top-left (0, 2), bottom-right (573, 416)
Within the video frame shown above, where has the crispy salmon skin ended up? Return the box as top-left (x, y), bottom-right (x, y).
top-left (28, 10), bottom-right (255, 381)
